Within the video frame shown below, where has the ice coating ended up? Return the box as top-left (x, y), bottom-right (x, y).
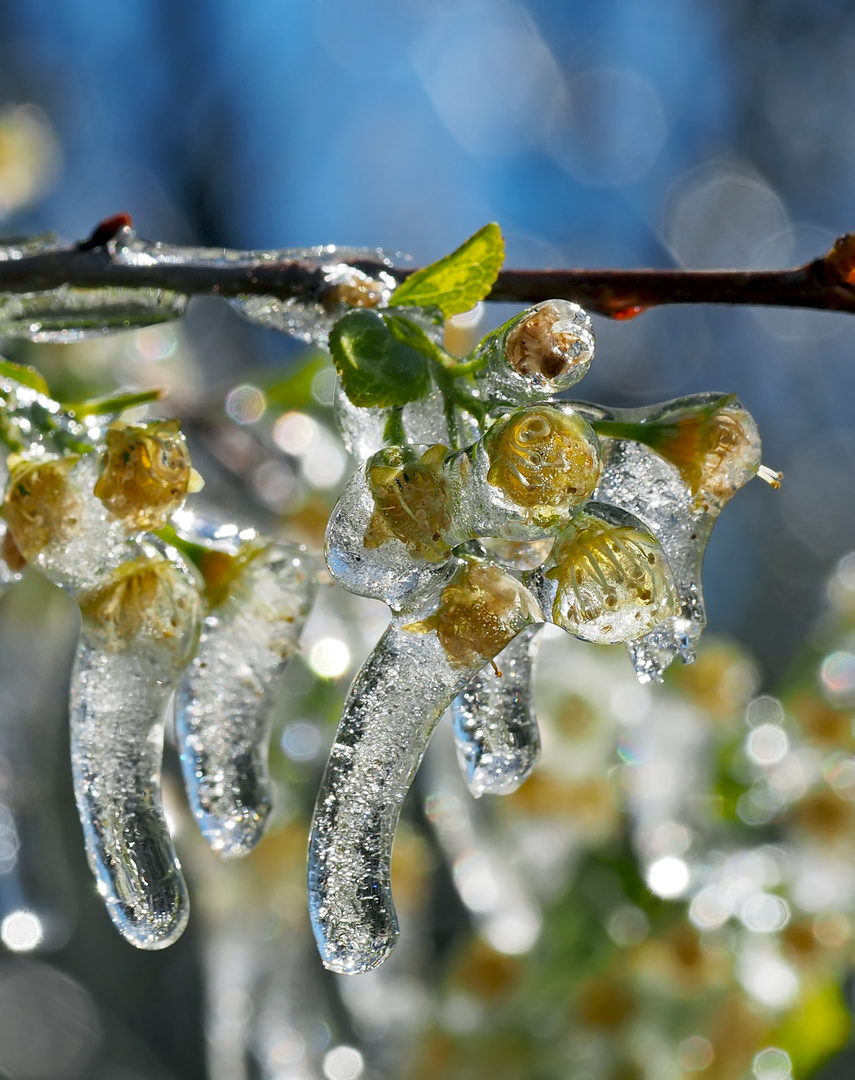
top-left (445, 404), bottom-right (601, 541)
top-left (334, 373), bottom-right (479, 461)
top-left (309, 556), bottom-right (541, 972)
top-left (0, 286), bottom-right (187, 342)
top-left (4, 452), bottom-right (139, 592)
top-left (71, 550), bottom-right (201, 948)
top-left (452, 626), bottom-right (543, 797)
top-left (175, 535), bottom-right (316, 856)
top-left (472, 300), bottom-right (594, 405)
top-left (308, 621), bottom-right (496, 973)
top-left (526, 504), bottom-right (680, 645)
top-left (0, 370), bottom-right (100, 456)
top-left (325, 455), bottom-right (456, 611)
top-left (585, 395), bottom-right (762, 681)
top-left (225, 246), bottom-right (398, 345)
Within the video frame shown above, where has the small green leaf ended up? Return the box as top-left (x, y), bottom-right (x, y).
top-left (328, 309), bottom-right (430, 408)
top-left (389, 222), bottom-right (504, 317)
top-left (0, 356), bottom-right (50, 396)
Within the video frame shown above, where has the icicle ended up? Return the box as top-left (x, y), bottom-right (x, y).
top-left (452, 626), bottom-right (543, 798)
top-left (71, 547), bottom-right (200, 948)
top-left (424, 717), bottom-right (542, 952)
top-left (309, 560), bottom-right (540, 972)
top-left (2, 419), bottom-right (203, 948)
top-left (174, 527), bottom-right (316, 857)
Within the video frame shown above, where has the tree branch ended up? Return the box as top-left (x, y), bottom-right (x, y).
top-left (1, 218), bottom-right (854, 320)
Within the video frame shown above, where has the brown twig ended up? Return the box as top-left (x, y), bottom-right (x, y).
top-left (0, 217), bottom-right (854, 320)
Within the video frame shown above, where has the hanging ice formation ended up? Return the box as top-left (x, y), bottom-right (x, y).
top-left (0, 364), bottom-right (315, 948)
top-left (0, 224), bottom-right (780, 965)
top-left (314, 293), bottom-right (779, 973)
top-left (173, 512), bottom-right (316, 857)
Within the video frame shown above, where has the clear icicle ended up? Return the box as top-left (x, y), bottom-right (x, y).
top-left (424, 718), bottom-right (542, 953)
top-left (309, 558), bottom-right (540, 972)
top-left (307, 621), bottom-right (488, 973)
top-left (70, 548), bottom-right (201, 949)
top-left (1, 417), bottom-right (204, 948)
top-left (452, 626), bottom-right (542, 798)
top-left (175, 534), bottom-right (316, 857)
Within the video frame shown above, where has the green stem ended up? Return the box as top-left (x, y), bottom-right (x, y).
top-left (61, 387), bottom-right (163, 417)
top-left (382, 408), bottom-right (407, 446)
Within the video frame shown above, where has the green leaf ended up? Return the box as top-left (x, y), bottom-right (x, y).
top-left (0, 356), bottom-right (50, 396)
top-left (389, 222), bottom-right (504, 317)
top-left (383, 313), bottom-right (453, 365)
top-left (328, 309), bottom-right (430, 408)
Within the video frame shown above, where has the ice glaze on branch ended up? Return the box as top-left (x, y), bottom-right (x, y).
top-left (1, 217), bottom-right (854, 319)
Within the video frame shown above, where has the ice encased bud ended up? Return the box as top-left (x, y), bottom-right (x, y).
top-left (527, 504), bottom-right (679, 644)
top-left (473, 300), bottom-right (594, 403)
top-left (363, 444), bottom-right (453, 562)
top-left (636, 395), bottom-right (763, 511)
top-left (445, 404), bottom-right (601, 541)
top-left (94, 418), bottom-right (196, 531)
top-left (3, 452), bottom-right (140, 592)
top-left (403, 559), bottom-right (541, 668)
top-left (325, 455), bottom-right (457, 611)
top-left (3, 452), bottom-right (84, 560)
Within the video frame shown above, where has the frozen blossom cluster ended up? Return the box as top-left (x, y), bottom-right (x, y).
top-left (0, 224), bottom-right (780, 971)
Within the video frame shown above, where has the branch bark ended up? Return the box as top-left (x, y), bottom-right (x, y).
top-left (1, 219), bottom-right (854, 320)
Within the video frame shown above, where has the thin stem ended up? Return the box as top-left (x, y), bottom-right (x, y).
top-left (0, 218), bottom-right (853, 320)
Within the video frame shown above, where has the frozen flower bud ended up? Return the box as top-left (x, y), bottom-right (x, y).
top-left (3, 452), bottom-right (83, 559)
top-left (78, 554), bottom-right (200, 654)
top-left (94, 418), bottom-right (202, 531)
top-left (404, 560), bottom-right (541, 668)
top-left (527, 505), bottom-right (679, 644)
top-left (483, 405), bottom-right (601, 521)
top-left (364, 443), bottom-right (452, 562)
top-left (596, 394), bottom-right (780, 512)
top-left (472, 300), bottom-right (594, 403)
